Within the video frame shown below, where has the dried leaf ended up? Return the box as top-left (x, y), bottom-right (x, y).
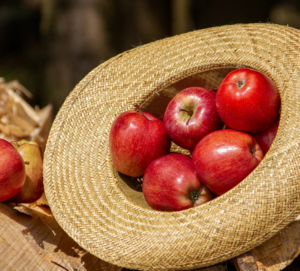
top-left (13, 205), bottom-right (34, 216)
top-left (36, 193), bottom-right (50, 206)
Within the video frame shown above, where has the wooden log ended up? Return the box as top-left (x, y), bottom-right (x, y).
top-left (1, 201), bottom-right (300, 271)
top-left (0, 203), bottom-right (121, 271)
top-left (233, 217), bottom-right (300, 271)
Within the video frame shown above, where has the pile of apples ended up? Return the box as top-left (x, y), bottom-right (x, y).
top-left (0, 139), bottom-right (44, 204)
top-left (109, 68), bottom-right (280, 212)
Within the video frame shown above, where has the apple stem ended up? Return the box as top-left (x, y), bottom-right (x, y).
top-left (24, 161), bottom-right (30, 165)
top-left (179, 108), bottom-right (192, 114)
top-left (189, 190), bottom-right (199, 205)
top-left (237, 80), bottom-right (245, 88)
top-left (179, 108), bottom-right (193, 125)
top-left (134, 104), bottom-right (147, 119)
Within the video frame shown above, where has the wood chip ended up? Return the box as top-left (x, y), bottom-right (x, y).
top-left (13, 205), bottom-right (34, 216)
top-left (0, 78), bottom-right (53, 152)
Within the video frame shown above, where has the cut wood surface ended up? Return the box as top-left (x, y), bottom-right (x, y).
top-left (233, 217), bottom-right (300, 271)
top-left (0, 203), bottom-right (121, 271)
top-left (0, 202), bottom-right (299, 271)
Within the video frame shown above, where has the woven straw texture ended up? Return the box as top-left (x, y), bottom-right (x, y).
top-left (44, 23), bottom-right (300, 270)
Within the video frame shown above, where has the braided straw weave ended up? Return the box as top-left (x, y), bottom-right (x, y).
top-left (44, 23), bottom-right (300, 270)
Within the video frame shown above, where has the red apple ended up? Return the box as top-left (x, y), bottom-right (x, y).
top-left (8, 140), bottom-right (44, 203)
top-left (192, 129), bottom-right (264, 196)
top-left (251, 116), bottom-right (280, 155)
top-left (164, 87), bottom-right (223, 151)
top-left (109, 107), bottom-right (171, 177)
top-left (216, 68), bottom-right (280, 133)
top-left (142, 153), bottom-right (213, 211)
top-left (0, 139), bottom-right (26, 202)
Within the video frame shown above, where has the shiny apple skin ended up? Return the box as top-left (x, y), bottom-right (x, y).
top-left (109, 110), bottom-right (171, 177)
top-left (251, 116), bottom-right (280, 155)
top-left (0, 139), bottom-right (26, 202)
top-left (216, 68), bottom-right (280, 133)
top-left (142, 153), bottom-right (213, 211)
top-left (164, 87), bottom-right (223, 152)
top-left (9, 140), bottom-right (44, 203)
top-left (192, 129), bottom-right (264, 196)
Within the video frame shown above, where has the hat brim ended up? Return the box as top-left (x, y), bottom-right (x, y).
top-left (44, 23), bottom-right (300, 270)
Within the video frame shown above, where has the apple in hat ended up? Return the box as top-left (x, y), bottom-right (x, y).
top-left (8, 140), bottom-right (44, 203)
top-left (0, 139), bottom-right (26, 202)
top-left (216, 68), bottom-right (280, 133)
top-left (142, 153), bottom-right (213, 211)
top-left (192, 129), bottom-right (264, 196)
top-left (251, 116), bottom-right (280, 155)
top-left (109, 106), bottom-right (170, 177)
top-left (164, 87), bottom-right (223, 151)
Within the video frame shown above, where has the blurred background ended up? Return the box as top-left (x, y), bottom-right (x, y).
top-left (0, 0), bottom-right (300, 114)
top-left (1, 1), bottom-right (300, 270)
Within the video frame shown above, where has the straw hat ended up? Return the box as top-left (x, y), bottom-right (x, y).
top-left (44, 23), bottom-right (300, 270)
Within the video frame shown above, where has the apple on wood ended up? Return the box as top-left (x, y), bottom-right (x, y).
top-left (8, 139), bottom-right (44, 203)
top-left (109, 106), bottom-right (171, 177)
top-left (142, 153), bottom-right (213, 211)
top-left (216, 68), bottom-right (280, 133)
top-left (164, 87), bottom-right (223, 152)
top-left (0, 139), bottom-right (26, 202)
top-left (192, 129), bottom-right (264, 196)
